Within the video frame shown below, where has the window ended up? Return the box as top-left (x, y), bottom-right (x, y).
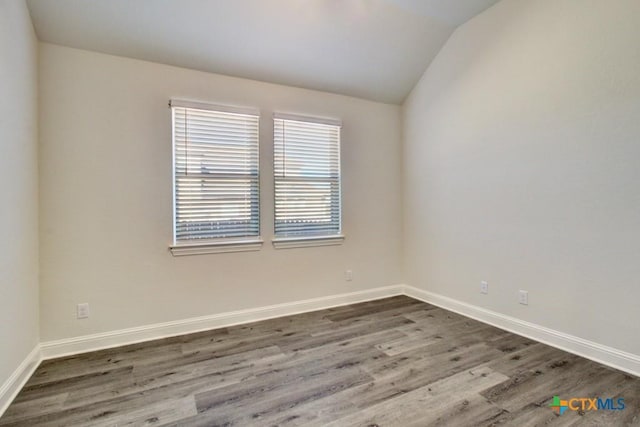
top-left (170, 100), bottom-right (261, 255)
top-left (273, 113), bottom-right (343, 248)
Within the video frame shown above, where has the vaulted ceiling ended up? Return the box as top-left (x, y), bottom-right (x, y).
top-left (26, 0), bottom-right (499, 104)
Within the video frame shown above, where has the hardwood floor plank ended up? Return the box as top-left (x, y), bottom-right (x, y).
top-left (481, 354), bottom-right (608, 412)
top-left (192, 347), bottom-right (383, 414)
top-left (375, 333), bottom-right (441, 356)
top-left (243, 382), bottom-right (373, 426)
top-left (485, 332), bottom-right (538, 353)
top-left (486, 402), bottom-right (568, 427)
top-left (62, 346), bottom-right (287, 410)
top-left (324, 366), bottom-right (508, 427)
top-left (277, 315), bottom-right (414, 353)
top-left (377, 318), bottom-right (506, 357)
top-left (366, 342), bottom-right (505, 387)
top-left (402, 306), bottom-right (468, 325)
top-left (85, 396), bottom-right (197, 427)
top-left (426, 394), bottom-right (508, 427)
top-left (322, 296), bottom-right (424, 322)
top-left (184, 367), bottom-right (373, 427)
top-left (0, 393), bottom-right (69, 425)
top-left (12, 366), bottom-right (133, 404)
top-left (484, 341), bottom-right (571, 377)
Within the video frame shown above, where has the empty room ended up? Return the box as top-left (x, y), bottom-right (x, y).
top-left (1, 0), bottom-right (639, 425)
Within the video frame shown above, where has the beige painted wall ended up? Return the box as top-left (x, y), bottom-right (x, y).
top-left (0, 0), bottom-right (40, 382)
top-left (38, 43), bottom-right (403, 341)
top-left (403, 0), bottom-right (640, 355)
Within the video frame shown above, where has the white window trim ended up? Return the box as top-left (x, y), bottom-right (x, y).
top-left (272, 113), bottom-right (343, 248)
top-left (272, 234), bottom-right (345, 249)
top-left (170, 99), bottom-right (260, 117)
top-left (170, 238), bottom-right (264, 256)
top-left (273, 112), bottom-right (342, 127)
top-left (170, 99), bottom-right (262, 255)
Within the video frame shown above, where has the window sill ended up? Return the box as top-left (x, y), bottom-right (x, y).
top-left (170, 239), bottom-right (263, 256)
top-left (272, 234), bottom-right (345, 249)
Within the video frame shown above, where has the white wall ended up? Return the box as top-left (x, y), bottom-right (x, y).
top-left (404, 0), bottom-right (640, 355)
top-left (0, 0), bottom-right (40, 382)
top-left (38, 43), bottom-right (403, 342)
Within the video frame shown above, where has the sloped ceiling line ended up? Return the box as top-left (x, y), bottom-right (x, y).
top-left (26, 0), bottom-right (499, 104)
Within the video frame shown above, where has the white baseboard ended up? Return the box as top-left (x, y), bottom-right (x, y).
top-left (403, 285), bottom-right (640, 378)
top-left (40, 285), bottom-right (405, 360)
top-left (33, 282), bottom-right (640, 377)
top-left (0, 345), bottom-right (42, 418)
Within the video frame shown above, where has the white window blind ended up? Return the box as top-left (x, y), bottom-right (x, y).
top-left (172, 101), bottom-right (260, 244)
top-left (274, 115), bottom-right (341, 238)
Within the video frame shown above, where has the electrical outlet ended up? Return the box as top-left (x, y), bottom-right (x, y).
top-left (518, 290), bottom-right (529, 305)
top-left (344, 270), bottom-right (353, 281)
top-left (77, 303), bottom-right (90, 319)
top-left (480, 281), bottom-right (489, 294)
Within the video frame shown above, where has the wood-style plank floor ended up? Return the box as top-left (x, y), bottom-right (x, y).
top-left (1, 296), bottom-right (638, 426)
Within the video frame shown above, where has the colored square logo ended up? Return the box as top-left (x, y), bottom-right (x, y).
top-left (550, 396), bottom-right (568, 415)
